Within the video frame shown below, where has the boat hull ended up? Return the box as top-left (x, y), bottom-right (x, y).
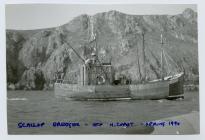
top-left (54, 73), bottom-right (184, 100)
top-left (168, 73), bottom-right (184, 99)
top-left (129, 81), bottom-right (169, 99)
top-left (54, 84), bottom-right (131, 100)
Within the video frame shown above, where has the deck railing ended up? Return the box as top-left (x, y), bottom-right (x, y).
top-left (55, 79), bottom-right (79, 84)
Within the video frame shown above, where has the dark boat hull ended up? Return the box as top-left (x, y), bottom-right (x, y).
top-left (54, 73), bottom-right (184, 100)
top-left (167, 73), bottom-right (184, 99)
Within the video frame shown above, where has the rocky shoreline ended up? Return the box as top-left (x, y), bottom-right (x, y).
top-left (6, 9), bottom-right (198, 90)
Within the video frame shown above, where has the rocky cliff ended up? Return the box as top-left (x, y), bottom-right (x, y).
top-left (6, 8), bottom-right (198, 90)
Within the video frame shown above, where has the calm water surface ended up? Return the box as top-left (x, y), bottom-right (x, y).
top-left (7, 90), bottom-right (199, 134)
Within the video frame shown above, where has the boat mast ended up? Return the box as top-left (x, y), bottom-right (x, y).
top-left (160, 34), bottom-right (165, 80)
top-left (136, 44), bottom-right (142, 82)
top-left (89, 17), bottom-right (109, 84)
top-left (142, 32), bottom-right (146, 82)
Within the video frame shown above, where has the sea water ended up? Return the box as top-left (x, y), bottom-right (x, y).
top-left (7, 90), bottom-right (199, 134)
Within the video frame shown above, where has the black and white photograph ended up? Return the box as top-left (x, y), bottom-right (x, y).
top-left (5, 3), bottom-right (199, 135)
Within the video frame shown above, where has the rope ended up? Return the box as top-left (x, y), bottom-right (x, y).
top-left (164, 50), bottom-right (181, 73)
top-left (63, 41), bottom-right (85, 64)
top-left (163, 49), bottom-right (171, 75)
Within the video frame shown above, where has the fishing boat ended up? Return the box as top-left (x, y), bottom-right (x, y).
top-left (54, 32), bottom-right (184, 100)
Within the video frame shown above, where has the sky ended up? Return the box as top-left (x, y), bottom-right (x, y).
top-left (6, 4), bottom-right (197, 30)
